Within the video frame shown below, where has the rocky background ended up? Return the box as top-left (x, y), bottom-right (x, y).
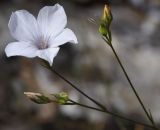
top-left (0, 0), bottom-right (160, 130)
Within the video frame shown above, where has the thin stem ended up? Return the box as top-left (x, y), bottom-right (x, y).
top-left (69, 99), bottom-right (156, 129)
top-left (43, 65), bottom-right (107, 111)
top-left (69, 99), bottom-right (106, 112)
top-left (109, 44), bottom-right (158, 129)
top-left (42, 63), bottom-right (157, 129)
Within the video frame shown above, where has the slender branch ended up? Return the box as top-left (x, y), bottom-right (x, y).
top-left (69, 99), bottom-right (156, 129)
top-left (109, 44), bottom-right (158, 130)
top-left (42, 65), bottom-right (107, 111)
top-left (42, 63), bottom-right (157, 129)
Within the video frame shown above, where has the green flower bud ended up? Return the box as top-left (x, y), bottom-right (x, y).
top-left (102, 5), bottom-right (112, 26)
top-left (54, 92), bottom-right (69, 105)
top-left (99, 4), bottom-right (113, 42)
top-left (24, 92), bottom-right (70, 105)
top-left (24, 92), bottom-right (53, 104)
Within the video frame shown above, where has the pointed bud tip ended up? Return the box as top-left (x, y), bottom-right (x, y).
top-left (103, 4), bottom-right (112, 21)
top-left (103, 5), bottom-right (110, 18)
top-left (99, 4), bottom-right (113, 41)
top-left (24, 92), bottom-right (41, 98)
top-left (24, 92), bottom-right (52, 104)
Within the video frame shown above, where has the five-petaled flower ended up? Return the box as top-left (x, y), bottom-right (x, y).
top-left (5, 4), bottom-right (78, 65)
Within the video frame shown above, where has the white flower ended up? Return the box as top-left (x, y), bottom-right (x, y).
top-left (5, 4), bottom-right (78, 65)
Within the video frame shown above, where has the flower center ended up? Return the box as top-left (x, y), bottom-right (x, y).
top-left (38, 41), bottom-right (48, 50)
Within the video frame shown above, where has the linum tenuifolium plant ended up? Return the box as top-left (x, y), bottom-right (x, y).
top-left (4, 3), bottom-right (159, 130)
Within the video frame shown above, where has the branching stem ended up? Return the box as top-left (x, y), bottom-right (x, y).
top-left (69, 99), bottom-right (156, 129)
top-left (43, 64), bottom-right (107, 111)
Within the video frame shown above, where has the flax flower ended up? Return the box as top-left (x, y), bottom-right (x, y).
top-left (5, 4), bottom-right (78, 65)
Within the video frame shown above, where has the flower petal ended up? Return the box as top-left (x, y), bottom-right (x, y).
top-left (49, 28), bottom-right (78, 47)
top-left (5, 42), bottom-right (38, 58)
top-left (37, 4), bottom-right (67, 41)
top-left (36, 47), bottom-right (60, 66)
top-left (9, 10), bottom-right (38, 42)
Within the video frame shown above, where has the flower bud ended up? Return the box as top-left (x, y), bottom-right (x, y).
top-left (99, 4), bottom-right (112, 39)
top-left (25, 92), bottom-right (70, 105)
top-left (24, 92), bottom-right (54, 104)
top-left (103, 5), bottom-right (112, 24)
top-left (54, 92), bottom-right (69, 105)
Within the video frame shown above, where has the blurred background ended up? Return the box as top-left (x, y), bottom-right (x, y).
top-left (1, 0), bottom-right (160, 130)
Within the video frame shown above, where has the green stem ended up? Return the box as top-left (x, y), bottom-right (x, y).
top-left (42, 63), bottom-right (157, 129)
top-left (109, 44), bottom-right (158, 130)
top-left (43, 65), bottom-right (107, 111)
top-left (69, 99), bottom-right (156, 129)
